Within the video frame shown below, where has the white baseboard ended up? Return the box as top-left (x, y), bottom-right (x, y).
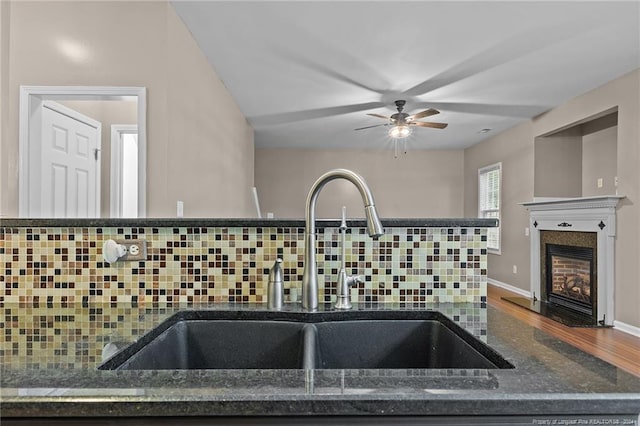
top-left (613, 320), bottom-right (640, 338)
top-left (487, 278), bottom-right (532, 298)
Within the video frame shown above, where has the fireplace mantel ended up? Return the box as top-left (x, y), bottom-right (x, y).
top-left (521, 196), bottom-right (624, 212)
top-left (521, 195), bottom-right (625, 325)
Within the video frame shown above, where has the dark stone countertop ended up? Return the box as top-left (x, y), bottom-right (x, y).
top-left (0, 217), bottom-right (498, 229)
top-left (1, 303), bottom-right (639, 419)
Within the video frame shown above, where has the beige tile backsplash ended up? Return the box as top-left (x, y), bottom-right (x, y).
top-left (1, 225), bottom-right (488, 305)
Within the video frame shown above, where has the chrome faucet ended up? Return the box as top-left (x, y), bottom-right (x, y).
top-left (302, 169), bottom-right (384, 311)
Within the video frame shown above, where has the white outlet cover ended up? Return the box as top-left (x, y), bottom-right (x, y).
top-left (114, 239), bottom-right (147, 261)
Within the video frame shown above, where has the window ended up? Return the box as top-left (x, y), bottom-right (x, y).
top-left (478, 162), bottom-right (501, 253)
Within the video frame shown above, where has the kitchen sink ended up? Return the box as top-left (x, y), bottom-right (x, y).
top-left (107, 320), bottom-right (309, 370)
top-left (99, 310), bottom-right (513, 371)
top-left (312, 320), bottom-right (500, 369)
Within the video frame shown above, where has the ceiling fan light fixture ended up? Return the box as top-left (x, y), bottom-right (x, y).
top-left (388, 124), bottom-right (411, 139)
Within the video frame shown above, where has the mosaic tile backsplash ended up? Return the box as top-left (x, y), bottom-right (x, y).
top-left (1, 224), bottom-right (488, 369)
top-left (1, 226), bottom-right (488, 305)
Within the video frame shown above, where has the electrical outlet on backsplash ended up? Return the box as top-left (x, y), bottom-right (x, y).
top-left (0, 223), bottom-right (489, 306)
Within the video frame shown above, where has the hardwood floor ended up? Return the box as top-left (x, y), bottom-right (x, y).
top-left (488, 284), bottom-right (640, 378)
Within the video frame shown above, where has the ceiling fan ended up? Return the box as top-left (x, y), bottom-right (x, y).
top-left (355, 100), bottom-right (448, 138)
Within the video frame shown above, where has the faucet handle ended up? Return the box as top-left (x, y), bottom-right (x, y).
top-left (335, 272), bottom-right (364, 310)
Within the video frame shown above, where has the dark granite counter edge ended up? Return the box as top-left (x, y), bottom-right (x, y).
top-left (0, 218), bottom-right (498, 228)
top-left (2, 394), bottom-right (639, 417)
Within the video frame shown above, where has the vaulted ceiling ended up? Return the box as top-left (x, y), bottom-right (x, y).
top-left (172, 1), bottom-right (639, 151)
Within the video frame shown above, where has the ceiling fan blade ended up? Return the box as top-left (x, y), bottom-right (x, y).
top-left (366, 113), bottom-right (391, 120)
top-left (409, 108), bottom-right (439, 120)
top-left (288, 56), bottom-right (387, 94)
top-left (249, 101), bottom-right (385, 127)
top-left (269, 25), bottom-right (389, 95)
top-left (403, 21), bottom-right (584, 97)
top-left (354, 123), bottom-right (389, 131)
top-left (412, 101), bottom-right (547, 118)
top-left (411, 121), bottom-right (448, 129)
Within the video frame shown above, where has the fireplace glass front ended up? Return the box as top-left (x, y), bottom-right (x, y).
top-left (545, 244), bottom-right (595, 316)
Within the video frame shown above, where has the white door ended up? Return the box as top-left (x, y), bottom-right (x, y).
top-left (39, 101), bottom-right (101, 218)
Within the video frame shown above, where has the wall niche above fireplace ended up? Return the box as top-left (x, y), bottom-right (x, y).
top-left (534, 108), bottom-right (617, 199)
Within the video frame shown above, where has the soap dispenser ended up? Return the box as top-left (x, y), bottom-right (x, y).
top-left (268, 258), bottom-right (284, 310)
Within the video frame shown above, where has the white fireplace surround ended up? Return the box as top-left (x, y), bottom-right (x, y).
top-left (521, 196), bottom-right (624, 326)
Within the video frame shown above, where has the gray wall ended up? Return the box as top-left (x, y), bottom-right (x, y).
top-left (0, 2), bottom-right (8, 183)
top-left (582, 125), bottom-right (617, 196)
top-left (533, 114), bottom-right (618, 198)
top-left (465, 69), bottom-right (639, 329)
top-left (254, 148), bottom-right (465, 219)
top-left (464, 122), bottom-right (534, 293)
top-left (1, 1), bottom-right (255, 218)
top-left (534, 130), bottom-right (583, 198)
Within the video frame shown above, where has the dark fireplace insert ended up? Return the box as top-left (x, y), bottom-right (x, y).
top-left (545, 244), bottom-right (595, 317)
top-left (501, 231), bottom-right (603, 327)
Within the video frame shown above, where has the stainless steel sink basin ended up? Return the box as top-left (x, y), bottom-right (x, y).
top-left (98, 311), bottom-right (513, 371)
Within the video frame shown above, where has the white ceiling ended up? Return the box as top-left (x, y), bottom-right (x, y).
top-left (171, 1), bottom-right (639, 151)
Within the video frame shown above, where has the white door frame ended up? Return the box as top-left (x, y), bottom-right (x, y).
top-left (110, 124), bottom-right (138, 218)
top-left (19, 85), bottom-right (147, 217)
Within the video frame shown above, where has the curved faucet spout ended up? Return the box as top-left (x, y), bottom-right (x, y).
top-left (302, 169), bottom-right (384, 311)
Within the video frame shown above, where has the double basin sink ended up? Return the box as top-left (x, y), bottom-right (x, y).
top-left (99, 310), bottom-right (513, 371)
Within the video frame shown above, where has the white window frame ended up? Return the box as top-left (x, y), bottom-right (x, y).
top-left (478, 162), bottom-right (502, 254)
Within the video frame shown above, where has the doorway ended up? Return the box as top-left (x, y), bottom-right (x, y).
top-left (110, 125), bottom-right (139, 218)
top-left (19, 85), bottom-right (147, 218)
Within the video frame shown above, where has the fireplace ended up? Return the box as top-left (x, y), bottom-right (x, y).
top-left (539, 230), bottom-right (598, 323)
top-left (545, 243), bottom-right (595, 317)
top-left (522, 196), bottom-right (623, 326)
